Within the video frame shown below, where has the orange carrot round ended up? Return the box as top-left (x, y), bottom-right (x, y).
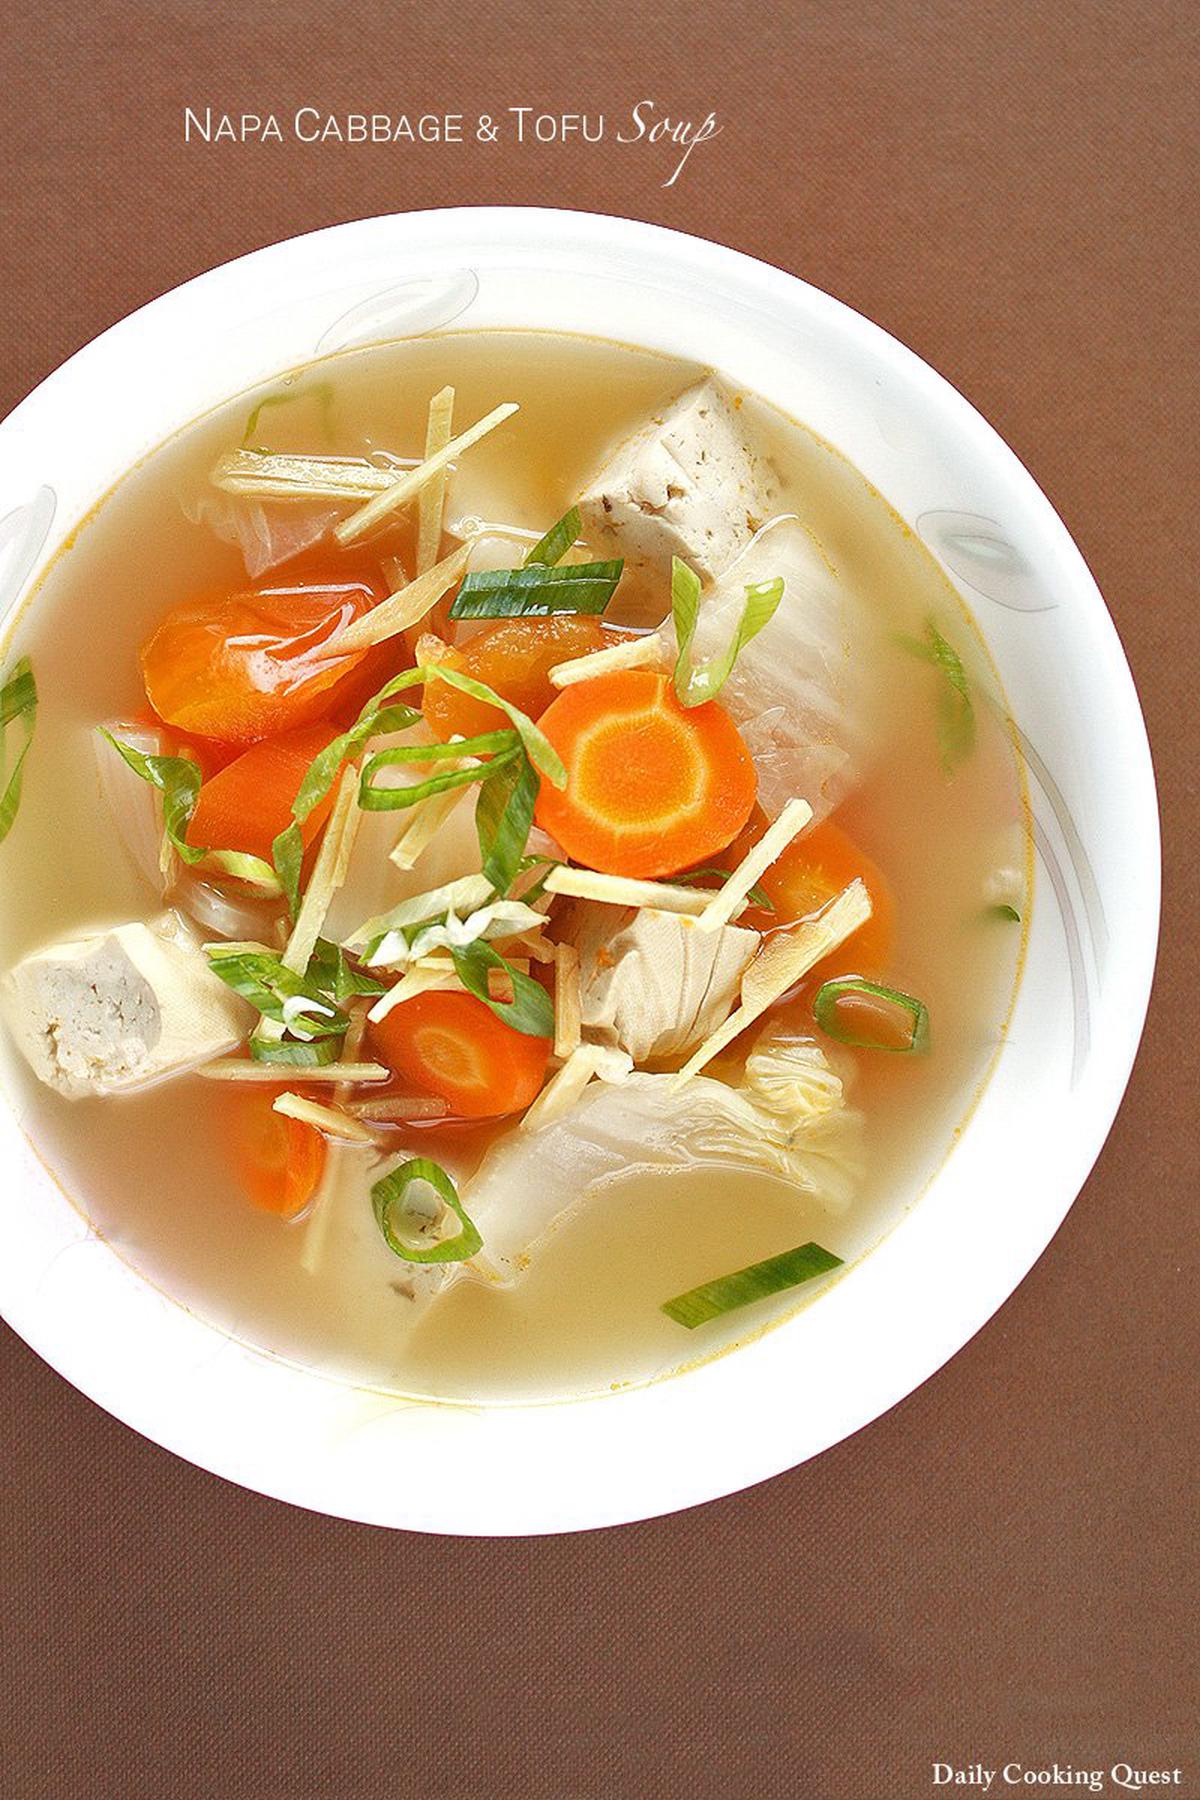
top-left (227, 1087), bottom-right (326, 1218)
top-left (186, 721), bottom-right (342, 863)
top-left (142, 570), bottom-right (384, 745)
top-left (533, 670), bottom-right (756, 879)
top-left (423, 615), bottom-right (612, 741)
top-left (370, 990), bottom-right (551, 1119)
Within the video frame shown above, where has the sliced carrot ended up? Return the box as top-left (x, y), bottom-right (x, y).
top-left (226, 1086), bottom-right (326, 1218)
top-left (141, 567), bottom-right (385, 745)
top-left (745, 814), bottom-right (895, 978)
top-left (171, 733), bottom-right (242, 780)
top-left (186, 721), bottom-right (342, 863)
top-left (533, 670), bottom-right (756, 879)
top-left (325, 635), bottom-right (416, 730)
top-left (369, 990), bottom-right (551, 1119)
top-left (423, 616), bottom-right (613, 740)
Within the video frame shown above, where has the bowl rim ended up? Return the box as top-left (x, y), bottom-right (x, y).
top-left (0, 205), bottom-right (1161, 1534)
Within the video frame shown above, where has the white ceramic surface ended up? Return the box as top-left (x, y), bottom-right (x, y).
top-left (0, 208), bottom-right (1159, 1535)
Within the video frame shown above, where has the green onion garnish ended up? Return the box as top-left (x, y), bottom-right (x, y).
top-left (0, 657), bottom-right (38, 846)
top-left (99, 732), bottom-right (303, 902)
top-left (450, 939), bottom-right (554, 1039)
top-left (272, 662), bottom-right (564, 912)
top-left (675, 866), bottom-right (775, 910)
top-left (358, 729), bottom-right (522, 812)
top-left (512, 855), bottom-right (560, 904)
top-left (812, 975), bottom-right (930, 1053)
top-left (424, 665), bottom-right (566, 789)
top-left (662, 1241), bottom-right (843, 1329)
top-left (205, 945), bottom-right (350, 1040)
top-left (896, 619), bottom-right (975, 772)
top-left (371, 1157), bottom-right (483, 1264)
top-left (475, 755), bottom-right (540, 895)
top-left (671, 557), bottom-right (784, 709)
top-left (523, 505), bottom-right (582, 568)
top-left (200, 850), bottom-right (283, 897)
top-left (271, 673), bottom-right (424, 912)
top-left (307, 938), bottom-right (388, 1001)
top-left (98, 731), bottom-right (206, 867)
top-left (985, 903), bottom-right (1021, 923)
top-left (249, 1035), bottom-right (344, 1067)
top-left (240, 378), bottom-right (335, 451)
top-left (449, 558), bottom-right (623, 621)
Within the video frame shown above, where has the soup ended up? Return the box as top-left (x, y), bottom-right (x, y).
top-left (0, 331), bottom-right (1027, 1403)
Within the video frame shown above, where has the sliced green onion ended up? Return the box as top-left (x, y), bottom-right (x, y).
top-left (523, 505), bottom-right (582, 568)
top-left (896, 619), bottom-right (975, 772)
top-left (347, 873), bottom-right (497, 960)
top-left (450, 939), bottom-right (554, 1039)
top-left (98, 731), bottom-right (205, 865)
top-left (475, 755), bottom-right (540, 895)
top-left (365, 730), bottom-right (517, 764)
top-left (985, 903), bottom-right (1021, 923)
top-left (205, 945), bottom-right (349, 1039)
top-left (513, 855), bottom-right (560, 905)
top-left (675, 866), bottom-right (775, 911)
top-left (662, 1241), bottom-right (843, 1329)
top-left (371, 1157), bottom-right (483, 1264)
top-left (272, 671), bottom-right (424, 911)
top-left (241, 378), bottom-right (335, 450)
top-left (358, 729), bottom-right (520, 814)
top-left (361, 747), bottom-right (521, 813)
top-left (0, 657), bottom-right (38, 846)
top-left (273, 660), bottom-right (564, 910)
top-left (100, 735), bottom-right (284, 899)
top-left (0, 658), bottom-right (36, 730)
top-left (200, 850), bottom-right (284, 897)
top-left (307, 938), bottom-right (388, 1000)
top-left (671, 557), bottom-right (784, 709)
top-left (449, 558), bottom-right (623, 621)
top-left (813, 975), bottom-right (930, 1053)
top-left (423, 664), bottom-right (566, 789)
top-left (249, 1036), bottom-right (344, 1068)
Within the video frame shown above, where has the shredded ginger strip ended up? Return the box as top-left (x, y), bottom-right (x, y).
top-left (696, 797), bottom-right (813, 933)
top-left (673, 879), bottom-right (872, 1086)
top-left (334, 403), bottom-right (518, 545)
top-left (544, 865), bottom-right (743, 917)
top-left (283, 764), bottom-right (361, 975)
top-left (319, 543), bottom-right (472, 656)
top-left (548, 632), bottom-right (665, 688)
top-left (198, 1059), bottom-right (390, 1084)
top-left (417, 387), bottom-right (455, 574)
top-left (273, 1092), bottom-right (376, 1143)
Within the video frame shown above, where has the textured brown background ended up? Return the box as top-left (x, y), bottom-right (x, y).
top-left (1, 1), bottom-right (1196, 1795)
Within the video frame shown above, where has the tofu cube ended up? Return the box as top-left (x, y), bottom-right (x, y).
top-left (2, 913), bottom-right (249, 1098)
top-left (576, 380), bottom-right (777, 624)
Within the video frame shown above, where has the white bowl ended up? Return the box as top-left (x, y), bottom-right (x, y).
top-left (0, 208), bottom-right (1159, 1534)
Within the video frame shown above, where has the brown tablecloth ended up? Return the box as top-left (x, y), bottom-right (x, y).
top-left (1, 2), bottom-right (1195, 1794)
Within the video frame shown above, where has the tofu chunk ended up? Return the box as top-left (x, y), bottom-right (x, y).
top-left (2, 913), bottom-right (249, 1098)
top-left (569, 904), bottom-right (758, 1064)
top-left (675, 515), bottom-right (882, 825)
top-left (576, 380), bottom-right (777, 625)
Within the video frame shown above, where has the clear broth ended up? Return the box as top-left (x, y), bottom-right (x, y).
top-left (0, 330), bottom-right (1027, 1403)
